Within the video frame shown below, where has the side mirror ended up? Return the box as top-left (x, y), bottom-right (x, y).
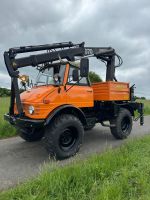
top-left (72, 69), bottom-right (79, 82)
top-left (80, 58), bottom-right (89, 77)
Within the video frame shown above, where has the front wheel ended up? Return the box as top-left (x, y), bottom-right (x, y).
top-left (110, 108), bottom-right (132, 139)
top-left (44, 114), bottom-right (84, 160)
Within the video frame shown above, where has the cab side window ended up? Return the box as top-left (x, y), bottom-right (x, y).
top-left (68, 66), bottom-right (88, 85)
top-left (68, 66), bottom-right (76, 84)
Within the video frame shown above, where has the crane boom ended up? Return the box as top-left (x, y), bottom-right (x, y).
top-left (3, 42), bottom-right (120, 115)
top-left (4, 42), bottom-right (117, 79)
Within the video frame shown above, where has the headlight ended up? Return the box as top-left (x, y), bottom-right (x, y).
top-left (28, 105), bottom-right (34, 114)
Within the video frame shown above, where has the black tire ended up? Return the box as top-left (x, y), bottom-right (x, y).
top-left (110, 108), bottom-right (132, 139)
top-left (44, 114), bottom-right (84, 160)
top-left (19, 127), bottom-right (44, 142)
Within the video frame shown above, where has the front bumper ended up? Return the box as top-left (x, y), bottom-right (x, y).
top-left (4, 114), bottom-right (45, 128)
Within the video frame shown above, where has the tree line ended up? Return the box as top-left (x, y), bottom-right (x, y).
top-left (0, 87), bottom-right (11, 97)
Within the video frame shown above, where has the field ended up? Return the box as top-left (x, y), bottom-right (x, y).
top-left (137, 99), bottom-right (150, 115)
top-left (0, 97), bottom-right (16, 139)
top-left (0, 97), bottom-right (150, 139)
top-left (1, 135), bottom-right (150, 199)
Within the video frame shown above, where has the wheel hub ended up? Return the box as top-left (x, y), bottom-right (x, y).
top-left (59, 127), bottom-right (77, 151)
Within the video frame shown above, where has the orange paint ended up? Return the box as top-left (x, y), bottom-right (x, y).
top-left (92, 81), bottom-right (130, 101)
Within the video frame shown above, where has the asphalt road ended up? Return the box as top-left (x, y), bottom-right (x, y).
top-left (0, 116), bottom-right (150, 191)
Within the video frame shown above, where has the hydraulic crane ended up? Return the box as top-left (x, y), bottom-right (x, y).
top-left (4, 41), bottom-right (144, 160)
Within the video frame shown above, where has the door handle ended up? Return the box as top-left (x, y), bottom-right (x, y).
top-left (86, 90), bottom-right (92, 92)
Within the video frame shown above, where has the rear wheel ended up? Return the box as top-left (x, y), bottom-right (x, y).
top-left (44, 114), bottom-right (84, 160)
top-left (110, 108), bottom-right (132, 139)
top-left (19, 127), bottom-right (44, 142)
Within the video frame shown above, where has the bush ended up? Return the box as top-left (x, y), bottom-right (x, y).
top-left (0, 88), bottom-right (11, 97)
top-left (89, 71), bottom-right (102, 83)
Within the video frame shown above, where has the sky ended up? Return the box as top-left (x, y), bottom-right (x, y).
top-left (0, 0), bottom-right (150, 98)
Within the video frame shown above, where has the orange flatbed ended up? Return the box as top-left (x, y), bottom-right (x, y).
top-left (92, 81), bottom-right (130, 101)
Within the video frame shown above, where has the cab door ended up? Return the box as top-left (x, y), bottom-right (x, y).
top-left (66, 66), bottom-right (93, 108)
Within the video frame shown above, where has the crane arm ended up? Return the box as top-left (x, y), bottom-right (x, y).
top-left (4, 42), bottom-right (117, 77)
top-left (3, 41), bottom-right (122, 115)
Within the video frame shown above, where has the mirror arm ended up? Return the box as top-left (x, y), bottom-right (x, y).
top-left (65, 77), bottom-right (83, 92)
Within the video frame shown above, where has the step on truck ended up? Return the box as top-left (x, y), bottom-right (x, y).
top-left (4, 42), bottom-right (144, 160)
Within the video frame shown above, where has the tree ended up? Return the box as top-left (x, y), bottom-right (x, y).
top-left (134, 96), bottom-right (146, 100)
top-left (141, 97), bottom-right (146, 100)
top-left (0, 87), bottom-right (11, 97)
top-left (89, 71), bottom-right (102, 83)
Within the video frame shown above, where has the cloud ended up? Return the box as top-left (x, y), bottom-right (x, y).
top-left (0, 0), bottom-right (150, 97)
top-left (0, 72), bottom-right (10, 88)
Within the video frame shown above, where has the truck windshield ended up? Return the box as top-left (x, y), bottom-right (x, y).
top-left (35, 64), bottom-right (66, 86)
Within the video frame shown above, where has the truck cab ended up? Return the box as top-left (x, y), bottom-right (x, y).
top-left (18, 63), bottom-right (93, 119)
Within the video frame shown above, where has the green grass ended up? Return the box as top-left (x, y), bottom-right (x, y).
top-left (0, 97), bottom-right (16, 139)
top-left (1, 135), bottom-right (150, 199)
top-left (136, 99), bottom-right (150, 115)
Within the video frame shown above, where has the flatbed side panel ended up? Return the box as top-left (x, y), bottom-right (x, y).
top-left (92, 81), bottom-right (130, 101)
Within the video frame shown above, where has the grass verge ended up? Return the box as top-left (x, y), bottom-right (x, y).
top-left (136, 99), bottom-right (150, 115)
top-left (1, 135), bottom-right (150, 199)
top-left (0, 97), bottom-right (16, 139)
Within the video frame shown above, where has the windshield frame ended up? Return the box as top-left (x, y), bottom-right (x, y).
top-left (35, 64), bottom-right (67, 86)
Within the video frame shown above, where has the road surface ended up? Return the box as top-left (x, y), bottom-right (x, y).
top-left (0, 116), bottom-right (150, 191)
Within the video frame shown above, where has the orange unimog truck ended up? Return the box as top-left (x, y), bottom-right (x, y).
top-left (4, 42), bottom-right (144, 159)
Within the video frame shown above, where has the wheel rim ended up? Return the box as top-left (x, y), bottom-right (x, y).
top-left (121, 116), bottom-right (130, 133)
top-left (59, 127), bottom-right (77, 151)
